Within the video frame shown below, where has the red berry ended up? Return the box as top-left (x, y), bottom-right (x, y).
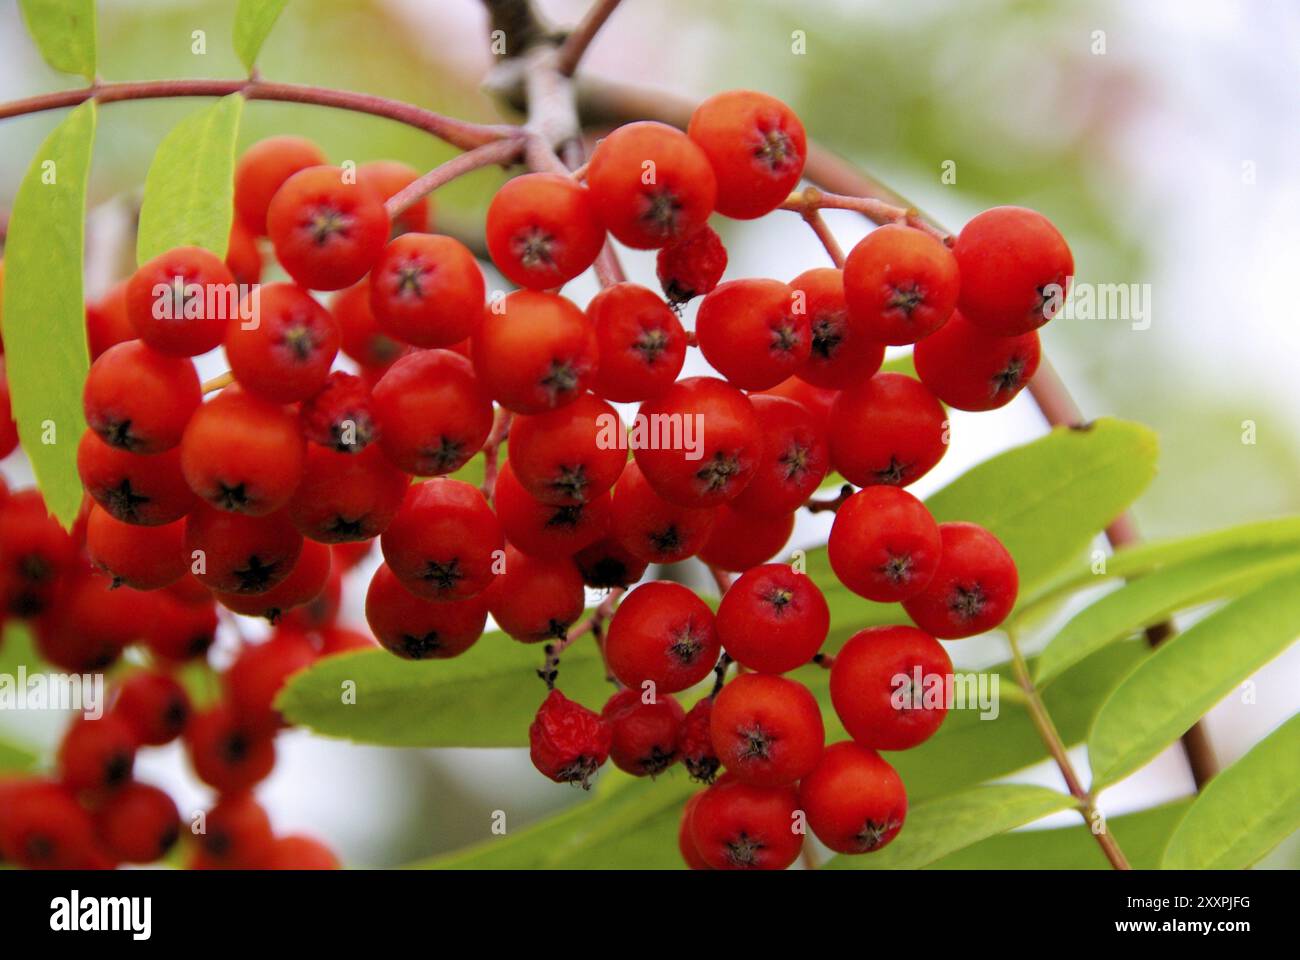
top-left (93, 781), bottom-right (181, 864)
top-left (687, 90), bottom-right (807, 220)
top-left (715, 563), bottom-right (829, 673)
top-left (369, 233), bottom-right (485, 347)
top-left (58, 714), bottom-right (138, 792)
top-left (610, 459), bottom-right (715, 565)
top-left (216, 538), bottom-right (332, 623)
top-left (0, 779), bottom-right (103, 868)
top-left (0, 374), bottom-right (16, 459)
top-left (113, 670), bottom-right (191, 746)
top-left (380, 478), bottom-right (502, 601)
top-left (287, 444), bottom-right (408, 543)
top-left (358, 159), bottom-right (430, 236)
top-left (222, 630), bottom-right (319, 735)
top-left (299, 370), bottom-right (377, 453)
top-left (492, 460), bottom-right (611, 558)
top-left (605, 581), bottom-right (720, 694)
top-left (656, 224), bottom-right (728, 305)
top-left (35, 572), bottom-right (155, 672)
top-left (279, 562), bottom-right (343, 631)
top-left (332, 278), bottom-right (406, 368)
top-left (953, 206), bottom-right (1073, 336)
top-left (486, 545), bottom-right (586, 644)
top-left (730, 394), bottom-right (829, 515)
top-left (235, 136), bottom-right (328, 236)
top-left (799, 741), bottom-right (907, 854)
top-left (486, 172), bottom-right (605, 289)
top-left (225, 283), bottom-right (339, 403)
top-left (77, 430), bottom-right (196, 525)
top-left (572, 537), bottom-right (649, 590)
top-left (586, 121), bottom-right (717, 249)
top-left (690, 777), bottom-right (802, 870)
top-left (528, 689), bottom-right (611, 788)
top-left (200, 792), bottom-right (275, 868)
top-left (126, 246), bottom-right (237, 356)
top-left (185, 504), bottom-right (303, 595)
top-left (85, 505), bottom-right (187, 590)
top-left (365, 563), bottom-right (488, 660)
top-left (370, 349), bottom-right (493, 475)
top-left (914, 309), bottom-right (1042, 411)
top-left (85, 281), bottom-right (134, 359)
top-left (601, 688), bottom-right (685, 777)
top-left (587, 282), bottom-right (687, 402)
top-left (697, 505), bottom-right (794, 572)
top-left (321, 626), bottom-right (379, 657)
top-left (185, 705), bottom-right (276, 793)
top-left (759, 376), bottom-right (837, 433)
top-left (828, 372), bottom-right (947, 488)
top-left (508, 393), bottom-right (626, 505)
top-left (792, 267), bottom-right (886, 389)
top-left (143, 592), bottom-right (218, 663)
top-left (680, 698), bottom-right (721, 783)
top-left (843, 224), bottom-right (960, 345)
top-left (711, 673), bottom-right (824, 786)
top-left (267, 165), bottom-right (390, 290)
top-left (828, 486), bottom-right (942, 602)
top-left (474, 290), bottom-right (597, 414)
top-left (678, 792), bottom-right (713, 870)
top-left (226, 218), bottom-right (263, 285)
top-left (830, 625), bottom-right (953, 750)
top-left (696, 279), bottom-right (810, 391)
top-left (901, 522), bottom-right (1019, 638)
top-left (83, 340), bottom-right (200, 453)
top-left (261, 834), bottom-right (341, 870)
top-left (0, 491), bottom-right (76, 617)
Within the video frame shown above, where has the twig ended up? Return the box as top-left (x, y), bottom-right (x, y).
top-left (555, 0), bottom-right (625, 77)
top-left (538, 587), bottom-right (624, 688)
top-left (385, 137), bottom-right (525, 218)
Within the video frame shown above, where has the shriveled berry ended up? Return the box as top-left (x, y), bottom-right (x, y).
top-left (528, 689), bottom-right (611, 788)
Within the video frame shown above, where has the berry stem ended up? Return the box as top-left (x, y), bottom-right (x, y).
top-left (539, 587), bottom-right (625, 686)
top-left (201, 371), bottom-right (234, 395)
top-left (555, 0), bottom-right (626, 77)
top-left (804, 483), bottom-right (854, 514)
top-left (479, 407), bottom-right (513, 502)
top-left (706, 564), bottom-right (733, 596)
top-left (781, 187), bottom-right (950, 245)
top-left (385, 137), bottom-right (527, 218)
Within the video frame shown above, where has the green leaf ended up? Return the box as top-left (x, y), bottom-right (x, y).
top-left (1162, 714), bottom-right (1300, 869)
top-left (232, 0), bottom-right (290, 72)
top-left (1088, 567), bottom-right (1300, 787)
top-left (823, 784), bottom-right (1074, 869)
top-left (18, 0), bottom-right (96, 80)
top-left (0, 738), bottom-right (37, 774)
top-left (1035, 547), bottom-right (1300, 685)
top-left (137, 95), bottom-right (245, 265)
top-left (0, 102), bottom-right (97, 528)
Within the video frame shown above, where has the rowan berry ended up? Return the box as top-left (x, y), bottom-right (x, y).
top-left (609, 459), bottom-right (715, 565)
top-left (267, 165), bottom-right (391, 290)
top-left (126, 246), bottom-right (237, 356)
top-left (85, 505), bottom-right (187, 590)
top-left (222, 630), bottom-right (319, 735)
top-left (830, 625), bottom-right (953, 751)
top-left (656, 224), bottom-right (728, 305)
top-left (508, 393), bottom-right (626, 507)
top-left (142, 592), bottom-right (218, 664)
top-left (217, 538), bottom-right (332, 623)
top-left (680, 698), bottom-right (721, 783)
top-left (234, 136), bottom-right (328, 236)
top-left (279, 562), bottom-right (343, 631)
top-left (828, 486), bottom-right (942, 602)
top-left (0, 491), bottom-right (77, 617)
top-left (730, 394), bottom-right (829, 515)
top-left (710, 673), bottom-right (824, 786)
top-left (329, 539), bottom-right (374, 573)
top-left (486, 545), bottom-right (586, 644)
top-left (94, 781), bottom-right (182, 864)
top-left (185, 705), bottom-right (277, 794)
top-left (759, 376), bottom-right (837, 433)
top-left (297, 371), bottom-right (375, 453)
top-left (380, 478), bottom-right (503, 601)
top-left (690, 777), bottom-right (802, 870)
top-left (287, 444), bottom-right (408, 543)
top-left (225, 218), bottom-right (263, 286)
top-left (369, 233), bottom-right (485, 347)
top-left (370, 349), bottom-right (492, 475)
top-left (261, 834), bottom-right (341, 870)
top-left (318, 626), bottom-right (378, 656)
top-left (0, 373), bottom-right (16, 460)
top-left (601, 688), bottom-right (685, 777)
top-left (529, 689), bottom-right (611, 788)
top-left (634, 377), bottom-right (761, 508)
top-left (687, 90), bottom-right (807, 220)
top-left (696, 279), bottom-right (810, 391)
top-left (842, 224), bottom-right (960, 345)
top-left (799, 741), bottom-right (906, 854)
top-left (828, 372), bottom-right (947, 488)
top-left (200, 793), bottom-right (275, 868)
top-left (492, 460), bottom-right (612, 558)
top-left (58, 714), bottom-right (138, 793)
top-left (587, 282), bottom-right (686, 402)
top-left (486, 172), bottom-right (605, 289)
top-left (35, 572), bottom-right (155, 673)
top-left (77, 430), bottom-right (196, 526)
top-left (358, 159), bottom-right (430, 236)
top-left (715, 564), bottom-right (828, 674)
top-left (85, 281), bottom-right (134, 359)
top-left (180, 386), bottom-right (306, 515)
top-left (474, 290), bottom-right (596, 414)
top-left (914, 310), bottom-right (1042, 411)
top-left (365, 563), bottom-right (488, 660)
top-left (225, 283), bottom-right (339, 403)
top-left (902, 522), bottom-right (1019, 638)
top-left (112, 671), bottom-right (191, 746)
top-left (605, 581), bottom-right (720, 694)
top-left (678, 792), bottom-right (713, 870)
top-left (698, 505), bottom-right (795, 572)
top-left (573, 538), bottom-right (649, 590)
top-left (791, 267), bottom-right (887, 389)
top-left (331, 278), bottom-right (407, 369)
top-left (184, 504), bottom-right (303, 595)
top-left (586, 121), bottom-right (717, 249)
top-left (82, 339), bottom-right (200, 453)
top-left (0, 779), bottom-right (103, 869)
top-left (953, 206), bottom-right (1073, 336)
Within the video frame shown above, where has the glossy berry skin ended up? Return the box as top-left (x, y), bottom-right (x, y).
top-left (288, 445), bottom-right (408, 543)
top-left (902, 522), bottom-right (1019, 639)
top-left (222, 630), bottom-right (319, 735)
top-left (609, 459), bottom-right (715, 565)
top-left (687, 90), bottom-right (807, 220)
top-left (216, 539), bottom-right (332, 622)
top-left (830, 625), bottom-right (953, 750)
top-left (587, 283), bottom-right (686, 403)
top-left (529, 689), bottom-right (611, 789)
top-left (791, 267), bottom-right (887, 389)
top-left (509, 393), bottom-right (626, 505)
top-left (730, 394), bottom-right (829, 515)
top-left (914, 310), bottom-right (1042, 411)
top-left (85, 506), bottom-right (187, 590)
top-left (380, 478), bottom-right (503, 601)
top-left (93, 782), bottom-right (181, 864)
top-left (696, 279), bottom-right (809, 391)
top-left (698, 505), bottom-right (795, 572)
top-left (35, 573), bottom-right (153, 673)
top-left (226, 218), bottom-right (263, 285)
top-left (369, 233), bottom-right (485, 347)
top-left (828, 486), bottom-right (942, 602)
top-left (799, 742), bottom-right (907, 854)
top-left (267, 165), bottom-right (391, 290)
top-left (77, 431), bottom-right (195, 526)
top-left (680, 698), bottom-right (720, 783)
top-left (828, 373), bottom-right (947, 488)
top-left (184, 504), bottom-right (303, 595)
top-left (601, 689), bottom-right (685, 777)
top-left (234, 136), bottom-right (328, 236)
top-left (226, 283), bottom-right (339, 403)
top-left (112, 671), bottom-right (190, 746)
top-left (332, 278), bottom-right (406, 368)
top-left (358, 159), bottom-right (430, 235)
top-left (487, 545), bottom-right (586, 644)
top-left (83, 340), bottom-right (200, 453)
top-left (760, 376), bottom-right (837, 433)
top-left (843, 224), bottom-right (960, 346)
top-left (573, 538), bottom-right (649, 590)
top-left (58, 714), bottom-right (137, 793)
top-left (605, 581), bottom-right (720, 694)
top-left (299, 370), bottom-right (377, 453)
top-left (371, 349), bottom-right (493, 476)
top-left (586, 121), bottom-right (717, 249)
top-left (634, 377), bottom-right (761, 508)
top-left (365, 563), bottom-right (488, 660)
top-left (710, 673), bottom-right (824, 786)
top-left (953, 206), bottom-right (1073, 336)
top-left (715, 564), bottom-right (829, 673)
top-left (656, 224), bottom-right (728, 305)
top-left (142, 593), bottom-right (218, 663)
top-left (493, 460), bottom-right (612, 558)
top-left (127, 246), bottom-right (237, 356)
top-left (85, 281), bottom-right (134, 360)
top-left (185, 705), bottom-right (276, 794)
top-left (474, 290), bottom-right (597, 414)
top-left (486, 173), bottom-right (605, 289)
top-left (200, 793), bottom-right (275, 868)
top-left (0, 780), bottom-right (102, 869)
top-left (690, 778), bottom-right (802, 871)
top-left (262, 835), bottom-right (341, 870)
top-left (678, 792), bottom-right (713, 870)
top-left (180, 387), bottom-right (305, 515)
